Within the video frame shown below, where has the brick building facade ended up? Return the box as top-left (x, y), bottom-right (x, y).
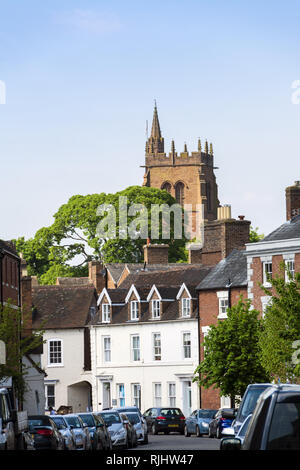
top-left (0, 240), bottom-right (21, 307)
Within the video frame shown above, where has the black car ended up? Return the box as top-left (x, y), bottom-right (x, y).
top-left (28, 415), bottom-right (64, 450)
top-left (143, 407), bottom-right (185, 435)
top-left (119, 413), bottom-right (138, 447)
top-left (78, 412), bottom-right (112, 450)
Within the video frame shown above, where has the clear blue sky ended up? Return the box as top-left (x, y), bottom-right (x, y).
top-left (1, 0), bottom-right (300, 240)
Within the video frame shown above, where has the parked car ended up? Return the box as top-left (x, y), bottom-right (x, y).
top-left (63, 414), bottom-right (92, 450)
top-left (98, 410), bottom-right (129, 449)
top-left (125, 412), bottom-right (148, 444)
top-left (208, 408), bottom-right (236, 439)
top-left (78, 412), bottom-right (112, 450)
top-left (232, 383), bottom-right (272, 435)
top-left (115, 406), bottom-right (147, 443)
top-left (51, 415), bottom-right (76, 450)
top-left (119, 413), bottom-right (138, 447)
top-left (0, 387), bottom-right (29, 450)
top-left (220, 413), bottom-right (252, 446)
top-left (143, 407), bottom-right (185, 435)
top-left (221, 384), bottom-right (300, 450)
top-left (185, 409), bottom-right (217, 437)
top-left (28, 415), bottom-right (64, 450)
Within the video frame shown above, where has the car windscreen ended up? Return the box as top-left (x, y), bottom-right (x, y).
top-left (238, 387), bottom-right (269, 422)
top-left (160, 409), bottom-right (183, 417)
top-left (100, 413), bottom-right (121, 426)
top-left (198, 410), bottom-right (217, 419)
top-left (64, 416), bottom-right (82, 428)
top-left (267, 400), bottom-right (300, 450)
top-left (126, 413), bottom-right (140, 424)
top-left (51, 417), bottom-right (66, 429)
top-left (78, 414), bottom-right (95, 427)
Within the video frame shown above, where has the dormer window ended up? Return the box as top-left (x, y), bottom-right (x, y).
top-left (130, 301), bottom-right (139, 321)
top-left (102, 304), bottom-right (111, 323)
top-left (182, 298), bottom-right (191, 317)
top-left (152, 300), bottom-right (161, 318)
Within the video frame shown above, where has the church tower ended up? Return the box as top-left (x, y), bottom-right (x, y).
top-left (142, 104), bottom-right (220, 234)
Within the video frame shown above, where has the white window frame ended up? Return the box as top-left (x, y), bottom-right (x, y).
top-left (285, 259), bottom-right (295, 282)
top-left (182, 332), bottom-right (191, 359)
top-left (45, 383), bottom-right (55, 409)
top-left (217, 291), bottom-right (229, 319)
top-left (48, 339), bottom-right (63, 367)
top-left (168, 383), bottom-right (176, 407)
top-left (117, 384), bottom-right (125, 407)
top-left (130, 301), bottom-right (139, 321)
top-left (263, 261), bottom-right (272, 287)
top-left (153, 333), bottom-right (161, 361)
top-left (103, 336), bottom-right (111, 362)
top-left (132, 383), bottom-right (141, 409)
top-left (102, 303), bottom-right (111, 323)
top-left (131, 335), bottom-right (140, 362)
top-left (153, 383), bottom-right (162, 407)
top-left (152, 299), bottom-right (161, 318)
top-left (261, 296), bottom-right (272, 318)
top-left (182, 298), bottom-right (191, 317)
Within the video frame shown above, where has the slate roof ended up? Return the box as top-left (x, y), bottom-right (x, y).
top-left (32, 285), bottom-right (97, 329)
top-left (262, 214), bottom-right (300, 242)
top-left (0, 239), bottom-right (19, 256)
top-left (196, 249), bottom-right (247, 290)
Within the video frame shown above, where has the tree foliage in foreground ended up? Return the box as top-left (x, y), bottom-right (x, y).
top-left (259, 265), bottom-right (300, 383)
top-left (193, 298), bottom-right (270, 405)
top-left (0, 302), bottom-right (44, 402)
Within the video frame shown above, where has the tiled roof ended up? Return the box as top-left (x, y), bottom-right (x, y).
top-left (32, 285), bottom-right (97, 329)
top-left (262, 214), bottom-right (300, 242)
top-left (196, 249), bottom-right (247, 290)
top-left (0, 239), bottom-right (19, 256)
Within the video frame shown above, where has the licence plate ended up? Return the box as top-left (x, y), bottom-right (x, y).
top-left (168, 424), bottom-right (179, 427)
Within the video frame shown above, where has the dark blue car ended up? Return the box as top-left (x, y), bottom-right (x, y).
top-left (185, 409), bottom-right (217, 437)
top-left (208, 408), bottom-right (236, 439)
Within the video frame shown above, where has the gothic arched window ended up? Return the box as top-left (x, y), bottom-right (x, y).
top-left (175, 182), bottom-right (185, 205)
top-left (161, 182), bottom-right (171, 194)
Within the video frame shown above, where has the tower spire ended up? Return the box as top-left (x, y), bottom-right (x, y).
top-left (145, 102), bottom-right (165, 155)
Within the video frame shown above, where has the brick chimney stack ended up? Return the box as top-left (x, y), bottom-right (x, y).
top-left (88, 260), bottom-right (106, 294)
top-left (143, 243), bottom-right (169, 264)
top-left (286, 181), bottom-right (300, 220)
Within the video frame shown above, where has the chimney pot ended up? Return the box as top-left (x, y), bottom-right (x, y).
top-left (238, 215), bottom-right (245, 220)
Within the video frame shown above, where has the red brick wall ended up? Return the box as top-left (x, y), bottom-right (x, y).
top-left (198, 287), bottom-right (247, 409)
top-left (1, 253), bottom-right (20, 305)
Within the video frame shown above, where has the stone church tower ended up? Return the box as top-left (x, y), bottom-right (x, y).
top-left (142, 104), bottom-right (220, 235)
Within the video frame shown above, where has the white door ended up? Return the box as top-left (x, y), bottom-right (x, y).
top-left (102, 382), bottom-right (111, 409)
top-left (182, 381), bottom-right (192, 417)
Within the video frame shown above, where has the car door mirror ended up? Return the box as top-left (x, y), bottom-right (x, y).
top-left (220, 437), bottom-right (242, 451)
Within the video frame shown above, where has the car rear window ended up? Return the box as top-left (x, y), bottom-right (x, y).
top-left (238, 387), bottom-right (269, 422)
top-left (64, 416), bottom-right (82, 428)
top-left (160, 409), bottom-right (183, 417)
top-left (267, 401), bottom-right (300, 450)
top-left (29, 417), bottom-right (51, 431)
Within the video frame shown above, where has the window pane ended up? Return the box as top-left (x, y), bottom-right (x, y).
top-left (267, 401), bottom-right (300, 450)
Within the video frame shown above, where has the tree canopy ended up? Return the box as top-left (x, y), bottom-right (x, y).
top-left (14, 186), bottom-right (188, 284)
top-left (193, 297), bottom-right (270, 405)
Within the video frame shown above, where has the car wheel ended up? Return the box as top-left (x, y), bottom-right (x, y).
top-left (164, 430), bottom-right (169, 435)
top-left (184, 425), bottom-right (191, 437)
top-left (196, 426), bottom-right (202, 438)
top-left (216, 427), bottom-right (221, 439)
top-left (143, 433), bottom-right (148, 445)
top-left (208, 427), bottom-right (213, 438)
top-left (151, 424), bottom-right (158, 435)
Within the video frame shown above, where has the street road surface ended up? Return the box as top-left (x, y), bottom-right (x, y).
top-left (132, 433), bottom-right (220, 450)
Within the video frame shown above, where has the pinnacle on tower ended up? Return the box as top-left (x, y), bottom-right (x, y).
top-left (209, 142), bottom-right (213, 156)
top-left (205, 140), bottom-right (209, 154)
top-left (145, 102), bottom-right (165, 155)
top-left (198, 138), bottom-right (202, 152)
top-left (184, 142), bottom-right (188, 153)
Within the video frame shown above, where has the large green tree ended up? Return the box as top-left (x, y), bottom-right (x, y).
top-left (14, 186), bottom-right (188, 284)
top-left (259, 265), bottom-right (300, 383)
top-left (193, 298), bottom-right (270, 406)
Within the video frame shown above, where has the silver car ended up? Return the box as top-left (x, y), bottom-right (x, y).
top-left (63, 414), bottom-right (92, 450)
top-left (125, 412), bottom-right (148, 444)
top-left (99, 411), bottom-right (128, 448)
top-left (51, 415), bottom-right (76, 450)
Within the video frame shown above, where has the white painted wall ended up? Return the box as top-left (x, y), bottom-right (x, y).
top-left (22, 354), bottom-right (46, 415)
top-left (41, 329), bottom-right (92, 413)
top-left (90, 319), bottom-right (200, 416)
